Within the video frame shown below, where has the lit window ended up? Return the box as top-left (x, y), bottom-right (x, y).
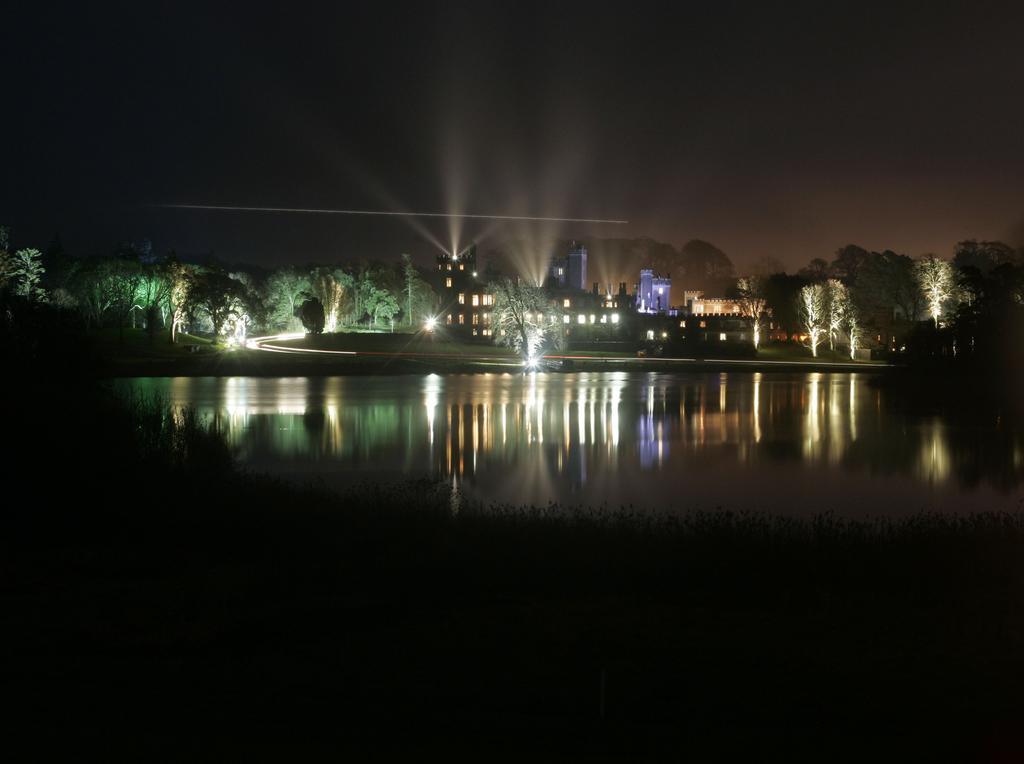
top-left (563, 315), bottom-right (570, 324)
top-left (611, 313), bottom-right (619, 324)
top-left (459, 264), bottom-right (464, 271)
top-left (699, 320), bottom-right (706, 328)
top-left (563, 298), bottom-right (571, 308)
top-left (600, 315), bottom-right (607, 324)
top-left (447, 264), bottom-right (452, 271)
top-left (445, 277), bottom-right (452, 288)
top-left (577, 314), bottom-right (586, 325)
top-left (679, 320), bottom-right (686, 328)
top-left (458, 293), bottom-right (465, 304)
top-left (557, 267), bottom-right (564, 276)
top-left (589, 314), bottom-right (596, 324)
top-left (446, 314), bottom-right (453, 325)
top-left (472, 313), bottom-right (479, 325)
top-left (472, 295), bottom-right (479, 306)
top-left (658, 287), bottom-right (663, 295)
top-left (459, 314), bottom-right (465, 324)
top-left (483, 295), bottom-right (493, 306)
top-left (646, 329), bottom-right (655, 340)
top-left (719, 333), bottom-right (727, 341)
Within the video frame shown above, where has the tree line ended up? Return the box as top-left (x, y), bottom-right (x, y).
top-left (734, 241), bottom-right (1024, 362)
top-left (0, 229), bottom-right (438, 343)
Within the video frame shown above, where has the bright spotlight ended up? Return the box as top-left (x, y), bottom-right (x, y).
top-left (424, 316), bottom-right (438, 332)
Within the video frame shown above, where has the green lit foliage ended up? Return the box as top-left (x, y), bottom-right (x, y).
top-left (490, 277), bottom-right (564, 361)
top-left (365, 284), bottom-right (400, 328)
top-left (264, 267), bottom-right (311, 332)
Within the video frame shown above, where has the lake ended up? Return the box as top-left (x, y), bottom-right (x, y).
top-left (120, 371), bottom-right (1024, 516)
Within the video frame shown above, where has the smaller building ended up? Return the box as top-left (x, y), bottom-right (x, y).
top-left (688, 291), bottom-right (741, 317)
top-left (636, 269), bottom-right (672, 314)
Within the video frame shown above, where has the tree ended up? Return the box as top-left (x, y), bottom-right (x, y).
top-left (0, 248), bottom-right (47, 300)
top-left (679, 239), bottom-right (734, 294)
top-left (824, 279), bottom-right (848, 352)
top-left (798, 283), bottom-right (826, 357)
top-left (298, 297), bottom-right (325, 335)
top-left (309, 267), bottom-right (351, 332)
top-left (362, 284), bottom-right (399, 329)
top-left (489, 278), bottom-right (563, 363)
top-left (264, 267), bottom-right (310, 331)
top-left (106, 255), bottom-right (145, 341)
top-left (185, 268), bottom-right (249, 339)
top-left (798, 258), bottom-right (830, 282)
top-left (400, 254), bottom-right (437, 326)
top-left (915, 255), bottom-right (955, 327)
top-left (736, 275), bottom-right (769, 349)
top-left (166, 257), bottom-right (192, 343)
top-left (952, 240), bottom-right (1018, 274)
top-left (763, 273), bottom-right (808, 336)
top-left (136, 263), bottom-right (171, 339)
top-left (830, 244), bottom-right (871, 283)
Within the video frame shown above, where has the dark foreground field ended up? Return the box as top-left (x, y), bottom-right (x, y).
top-left (5, 379), bottom-right (1024, 763)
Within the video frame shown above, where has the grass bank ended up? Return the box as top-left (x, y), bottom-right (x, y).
top-left (92, 328), bottom-right (892, 378)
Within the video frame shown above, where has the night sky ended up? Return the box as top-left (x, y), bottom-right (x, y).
top-left (5, 1), bottom-right (1023, 271)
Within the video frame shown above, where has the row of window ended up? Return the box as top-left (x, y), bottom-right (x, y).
top-left (456, 293), bottom-right (494, 306)
top-left (446, 312), bottom-right (493, 325)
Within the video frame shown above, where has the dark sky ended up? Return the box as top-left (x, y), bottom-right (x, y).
top-left (5, 1), bottom-right (1023, 272)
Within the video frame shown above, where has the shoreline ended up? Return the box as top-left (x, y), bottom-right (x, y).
top-left (98, 351), bottom-right (894, 378)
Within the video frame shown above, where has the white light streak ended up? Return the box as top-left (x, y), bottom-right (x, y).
top-left (155, 203), bottom-right (628, 225)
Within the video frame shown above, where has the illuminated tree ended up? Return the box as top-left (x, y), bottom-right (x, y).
top-left (797, 282), bottom-right (826, 357)
top-left (0, 248), bottom-right (47, 300)
top-left (166, 258), bottom-right (192, 343)
top-left (736, 275), bottom-right (768, 349)
top-left (846, 305), bottom-right (862, 360)
top-left (490, 278), bottom-right (563, 363)
top-left (310, 267), bottom-right (351, 332)
top-left (265, 267), bottom-right (310, 331)
top-left (915, 254), bottom-right (955, 327)
top-left (185, 269), bottom-right (249, 340)
top-left (824, 279), bottom-right (848, 351)
top-left (365, 285), bottom-right (400, 328)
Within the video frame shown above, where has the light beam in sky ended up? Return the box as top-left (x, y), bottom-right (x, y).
top-left (154, 203), bottom-right (628, 225)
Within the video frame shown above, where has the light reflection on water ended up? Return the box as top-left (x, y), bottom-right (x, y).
top-left (120, 372), bottom-right (1024, 516)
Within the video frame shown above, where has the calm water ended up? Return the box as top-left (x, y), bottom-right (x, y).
top-left (121, 372), bottom-right (1024, 516)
